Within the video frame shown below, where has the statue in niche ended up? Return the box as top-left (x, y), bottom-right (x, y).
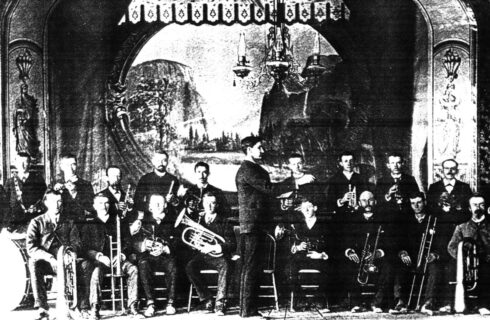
top-left (13, 83), bottom-right (40, 159)
top-left (438, 74), bottom-right (461, 159)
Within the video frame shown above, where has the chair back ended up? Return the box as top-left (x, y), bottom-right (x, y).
top-left (263, 233), bottom-right (276, 272)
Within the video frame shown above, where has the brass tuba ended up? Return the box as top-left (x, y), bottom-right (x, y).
top-left (454, 238), bottom-right (479, 313)
top-left (357, 226), bottom-right (383, 285)
top-left (174, 209), bottom-right (226, 258)
top-left (56, 245), bottom-right (78, 320)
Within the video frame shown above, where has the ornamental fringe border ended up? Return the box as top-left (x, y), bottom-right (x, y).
top-left (119, 0), bottom-right (350, 25)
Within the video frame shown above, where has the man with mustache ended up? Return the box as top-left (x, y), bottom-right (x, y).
top-left (427, 159), bottom-right (472, 213)
top-left (54, 153), bottom-right (95, 222)
top-left (343, 191), bottom-right (396, 313)
top-left (134, 150), bottom-right (180, 221)
top-left (448, 193), bottom-right (490, 315)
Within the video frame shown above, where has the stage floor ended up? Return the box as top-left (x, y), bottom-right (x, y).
top-left (2, 307), bottom-right (489, 320)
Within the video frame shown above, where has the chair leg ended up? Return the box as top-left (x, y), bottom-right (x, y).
top-left (290, 291), bottom-right (294, 312)
top-left (271, 273), bottom-right (279, 311)
top-left (187, 284), bottom-right (193, 313)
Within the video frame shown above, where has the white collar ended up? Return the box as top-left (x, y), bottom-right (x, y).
top-left (305, 216), bottom-right (317, 229)
top-left (391, 173), bottom-right (402, 179)
top-left (197, 183), bottom-right (208, 189)
top-left (472, 215), bottom-right (486, 224)
top-left (109, 186), bottom-right (121, 194)
top-left (443, 179), bottom-right (456, 187)
top-left (343, 171), bottom-right (354, 180)
top-left (205, 212), bottom-right (217, 224)
top-left (154, 170), bottom-right (167, 177)
top-left (363, 212), bottom-right (374, 220)
top-left (415, 213), bottom-right (426, 223)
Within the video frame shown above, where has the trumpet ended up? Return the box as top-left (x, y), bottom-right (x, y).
top-left (407, 215), bottom-right (438, 311)
top-left (454, 238), bottom-right (479, 313)
top-left (347, 184), bottom-right (357, 209)
top-left (120, 184), bottom-right (133, 217)
top-left (134, 225), bottom-right (169, 257)
top-left (357, 226), bottom-right (383, 285)
top-left (167, 180), bottom-right (180, 207)
top-left (174, 209), bottom-right (225, 258)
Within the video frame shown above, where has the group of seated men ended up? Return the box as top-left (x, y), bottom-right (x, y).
top-left (2, 137), bottom-right (490, 319)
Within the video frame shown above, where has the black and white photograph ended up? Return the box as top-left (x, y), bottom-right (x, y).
top-left (0, 0), bottom-right (490, 319)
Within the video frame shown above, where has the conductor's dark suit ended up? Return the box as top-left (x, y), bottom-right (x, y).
top-left (235, 160), bottom-right (276, 317)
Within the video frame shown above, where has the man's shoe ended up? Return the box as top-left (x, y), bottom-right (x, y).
top-left (35, 309), bottom-right (49, 320)
top-left (144, 304), bottom-right (155, 317)
top-left (204, 299), bottom-right (214, 312)
top-left (372, 306), bottom-right (383, 313)
top-left (421, 303), bottom-right (434, 316)
top-left (479, 308), bottom-right (490, 316)
top-left (389, 299), bottom-right (407, 314)
top-left (351, 306), bottom-right (362, 313)
top-left (215, 302), bottom-right (225, 316)
top-left (129, 303), bottom-right (139, 316)
top-left (80, 309), bottom-right (91, 319)
top-left (166, 304), bottom-right (176, 315)
top-left (439, 305), bottom-right (452, 313)
top-left (89, 308), bottom-right (100, 320)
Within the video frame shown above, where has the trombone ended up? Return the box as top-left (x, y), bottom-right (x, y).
top-left (357, 226), bottom-right (383, 285)
top-left (407, 215), bottom-right (438, 311)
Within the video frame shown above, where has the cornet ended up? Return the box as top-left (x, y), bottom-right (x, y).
top-left (174, 209), bottom-right (226, 257)
top-left (167, 180), bottom-right (180, 207)
top-left (347, 184), bottom-right (357, 210)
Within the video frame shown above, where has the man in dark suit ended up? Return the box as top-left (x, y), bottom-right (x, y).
top-left (427, 159), bottom-right (472, 212)
top-left (78, 193), bottom-right (139, 319)
top-left (54, 153), bottom-right (94, 222)
top-left (376, 152), bottom-right (420, 209)
top-left (26, 190), bottom-right (81, 320)
top-left (3, 152), bottom-right (47, 232)
top-left (182, 161), bottom-right (230, 221)
top-left (235, 136), bottom-right (277, 317)
top-left (185, 191), bottom-right (236, 316)
top-left (325, 151), bottom-right (369, 215)
top-left (134, 150), bottom-right (180, 221)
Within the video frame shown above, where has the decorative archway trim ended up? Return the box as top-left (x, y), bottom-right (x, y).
top-left (118, 0), bottom-right (350, 26)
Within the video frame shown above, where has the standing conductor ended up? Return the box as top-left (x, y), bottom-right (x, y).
top-left (235, 136), bottom-right (276, 317)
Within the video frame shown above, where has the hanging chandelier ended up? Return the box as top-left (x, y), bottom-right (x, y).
top-left (232, 0), bottom-right (332, 87)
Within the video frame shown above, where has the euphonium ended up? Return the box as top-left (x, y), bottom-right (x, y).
top-left (454, 238), bottom-right (479, 313)
top-left (357, 226), bottom-right (383, 285)
top-left (174, 209), bottom-right (225, 258)
top-left (56, 245), bottom-right (78, 320)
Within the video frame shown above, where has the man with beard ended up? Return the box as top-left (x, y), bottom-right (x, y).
top-left (26, 190), bottom-right (81, 320)
top-left (427, 159), bottom-right (472, 213)
top-left (375, 153), bottom-right (420, 210)
top-left (134, 150), bottom-right (179, 221)
top-left (343, 191), bottom-right (397, 313)
top-left (54, 154), bottom-right (94, 222)
top-left (395, 192), bottom-right (440, 315)
top-left (448, 193), bottom-right (490, 315)
top-left (78, 193), bottom-right (139, 319)
top-left (3, 152), bottom-right (47, 232)
top-left (182, 161), bottom-right (230, 222)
